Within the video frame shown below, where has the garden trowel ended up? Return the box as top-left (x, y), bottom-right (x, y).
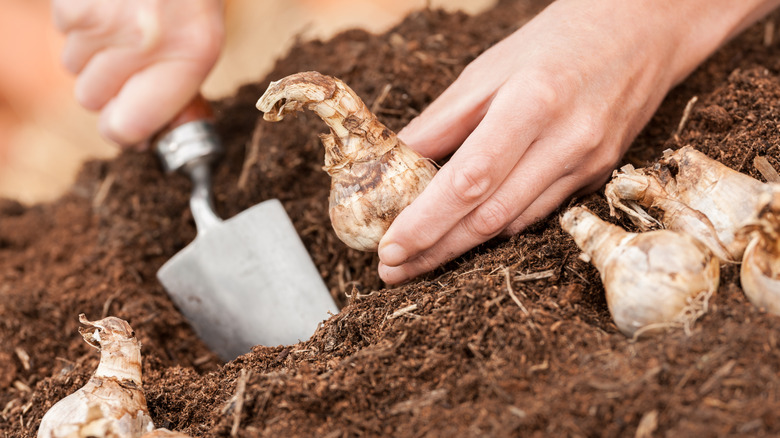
top-left (153, 96), bottom-right (338, 361)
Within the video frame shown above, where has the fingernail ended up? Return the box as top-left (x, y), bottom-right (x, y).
top-left (378, 242), bottom-right (408, 266)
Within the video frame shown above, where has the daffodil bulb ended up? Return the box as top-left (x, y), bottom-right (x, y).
top-left (561, 207), bottom-right (720, 337)
top-left (256, 71), bottom-right (437, 251)
top-left (606, 163), bottom-right (735, 262)
top-left (740, 186), bottom-right (780, 314)
top-left (606, 147), bottom-right (766, 262)
top-left (37, 315), bottom-right (154, 438)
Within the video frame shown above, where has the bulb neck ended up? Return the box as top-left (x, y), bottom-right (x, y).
top-left (316, 85), bottom-right (397, 164)
top-left (562, 208), bottom-right (630, 271)
top-left (94, 338), bottom-right (143, 385)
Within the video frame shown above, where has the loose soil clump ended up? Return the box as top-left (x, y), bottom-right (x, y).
top-left (5, 1), bottom-right (780, 436)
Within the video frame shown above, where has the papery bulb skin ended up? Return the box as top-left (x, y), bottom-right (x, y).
top-left (560, 206), bottom-right (631, 269)
top-left (37, 315), bottom-right (154, 438)
top-left (606, 164), bottom-right (736, 262)
top-left (741, 237), bottom-right (780, 314)
top-left (604, 164), bottom-right (668, 230)
top-left (257, 71), bottom-right (437, 251)
top-left (740, 187), bottom-right (780, 314)
top-left (659, 147), bottom-right (766, 257)
top-left (561, 207), bottom-right (720, 337)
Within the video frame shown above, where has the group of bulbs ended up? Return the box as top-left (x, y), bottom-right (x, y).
top-left (562, 147), bottom-right (780, 336)
top-left (39, 74), bottom-right (780, 434)
top-left (256, 72), bottom-right (780, 336)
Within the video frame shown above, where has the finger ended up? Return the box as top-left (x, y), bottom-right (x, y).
top-left (379, 168), bottom-right (583, 284)
top-left (379, 135), bottom-right (621, 285)
top-left (74, 47), bottom-right (147, 111)
top-left (397, 32), bottom-right (529, 160)
top-left (61, 26), bottom-right (137, 75)
top-left (502, 174), bottom-right (592, 236)
top-left (379, 136), bottom-right (569, 282)
top-left (61, 32), bottom-right (101, 74)
top-left (397, 70), bottom-right (494, 160)
top-left (61, 16), bottom-right (144, 75)
top-left (378, 83), bottom-right (552, 266)
top-left (51, 0), bottom-right (100, 32)
top-left (98, 59), bottom-right (209, 146)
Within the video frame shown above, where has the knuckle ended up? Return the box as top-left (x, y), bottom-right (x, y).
top-left (526, 79), bottom-right (561, 111)
top-left (447, 161), bottom-right (494, 206)
top-left (580, 124), bottom-right (607, 150)
top-left (506, 69), bottom-right (564, 111)
top-left (568, 118), bottom-right (607, 154)
top-left (466, 199), bottom-right (512, 239)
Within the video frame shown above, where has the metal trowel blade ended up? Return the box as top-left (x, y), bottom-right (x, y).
top-left (157, 199), bottom-right (337, 360)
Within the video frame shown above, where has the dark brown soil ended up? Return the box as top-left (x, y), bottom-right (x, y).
top-left (5, 1), bottom-right (780, 436)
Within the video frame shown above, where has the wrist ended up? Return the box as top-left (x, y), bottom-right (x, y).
top-left (661, 0), bottom-right (780, 85)
top-left (543, 0), bottom-right (779, 88)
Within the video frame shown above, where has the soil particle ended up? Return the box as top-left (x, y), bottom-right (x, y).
top-left (697, 104), bottom-right (734, 132)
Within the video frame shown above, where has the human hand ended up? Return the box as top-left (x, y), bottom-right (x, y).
top-left (52, 0), bottom-right (224, 147)
top-left (377, 0), bottom-right (779, 284)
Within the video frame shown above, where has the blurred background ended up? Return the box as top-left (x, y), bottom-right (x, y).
top-left (0, 0), bottom-right (492, 204)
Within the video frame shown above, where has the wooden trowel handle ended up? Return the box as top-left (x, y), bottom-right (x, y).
top-left (164, 94), bottom-right (215, 131)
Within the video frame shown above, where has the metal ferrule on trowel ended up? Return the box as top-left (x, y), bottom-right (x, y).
top-left (155, 104), bottom-right (223, 231)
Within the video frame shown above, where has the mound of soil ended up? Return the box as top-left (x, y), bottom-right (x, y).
top-left (5, 0), bottom-right (780, 436)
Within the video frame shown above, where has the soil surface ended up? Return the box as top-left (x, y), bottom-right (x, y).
top-left (5, 0), bottom-right (780, 436)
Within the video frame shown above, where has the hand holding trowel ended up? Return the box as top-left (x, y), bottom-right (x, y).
top-left (153, 95), bottom-right (338, 360)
